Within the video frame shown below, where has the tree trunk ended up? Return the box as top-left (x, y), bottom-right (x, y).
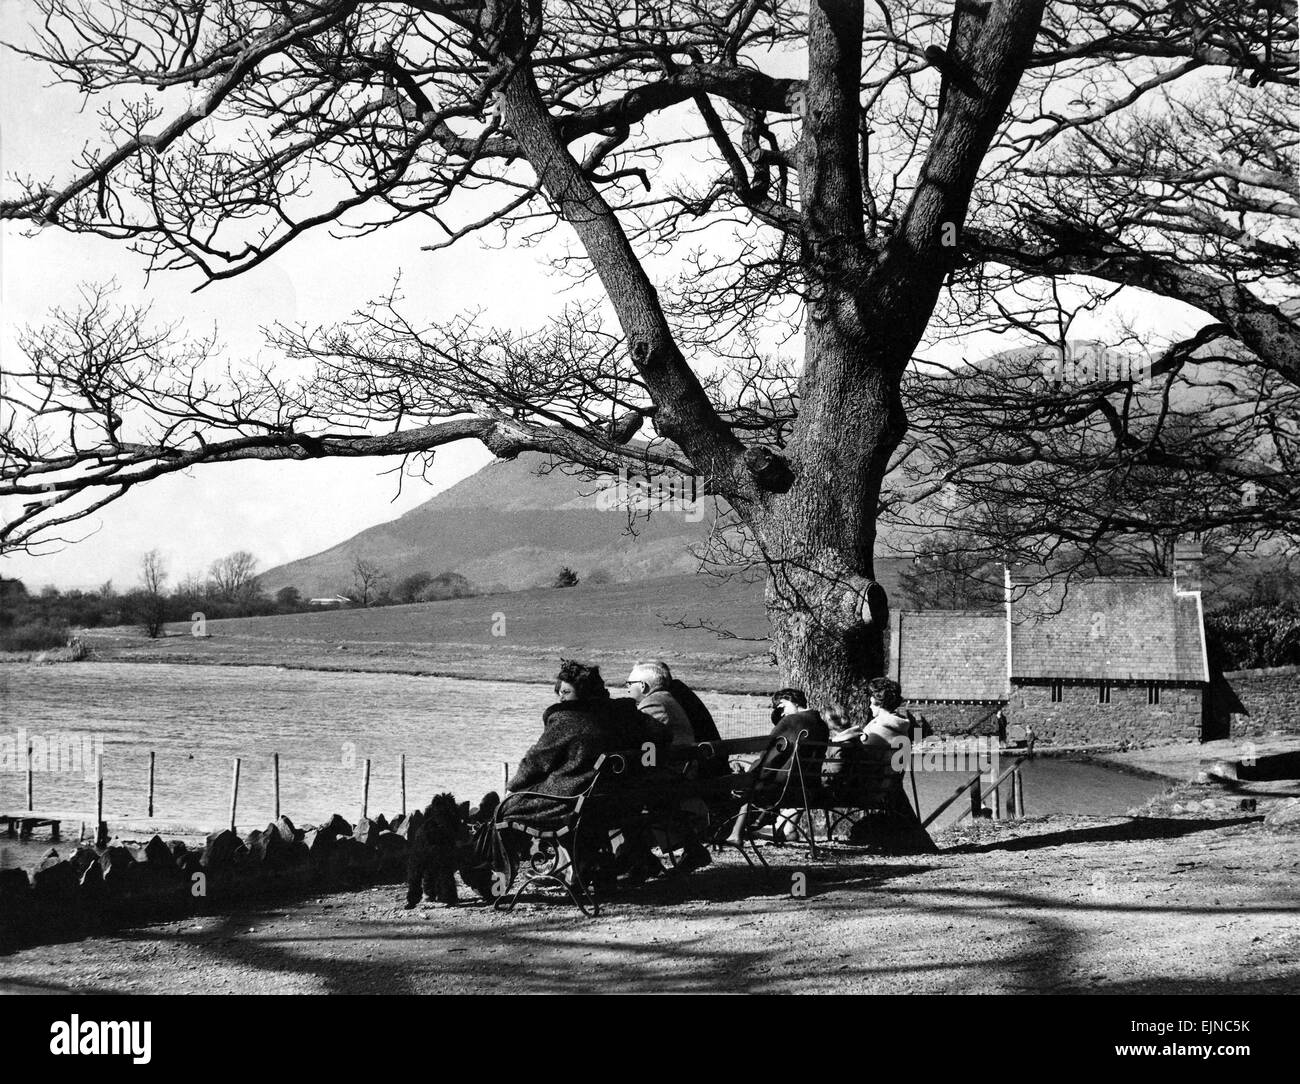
top-left (756, 292), bottom-right (905, 717)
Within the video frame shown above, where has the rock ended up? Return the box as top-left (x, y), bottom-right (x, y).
top-left (68, 846), bottom-right (100, 875)
top-left (1239, 798), bottom-right (1258, 812)
top-left (175, 851), bottom-right (203, 877)
top-left (258, 824), bottom-right (294, 867)
top-left (98, 846), bottom-right (136, 884)
top-left (33, 859), bottom-right (79, 898)
top-left (1201, 759), bottom-right (1239, 782)
top-left (143, 835), bottom-right (173, 868)
top-left (78, 861), bottom-right (104, 896)
top-left (372, 830), bottom-right (408, 874)
top-left (303, 827), bottom-right (332, 863)
top-left (0, 867), bottom-right (31, 901)
top-left (388, 814), bottom-right (406, 836)
top-left (396, 810), bottom-right (423, 840)
top-left (273, 815), bottom-right (297, 844)
top-left (202, 829), bottom-right (244, 869)
top-left (352, 816), bottom-right (379, 845)
top-left (322, 814), bottom-right (353, 841)
top-left (1264, 797), bottom-right (1300, 828)
top-left (39, 851), bottom-right (65, 872)
top-left (371, 813), bottom-right (389, 833)
top-left (42, 847), bottom-right (60, 862)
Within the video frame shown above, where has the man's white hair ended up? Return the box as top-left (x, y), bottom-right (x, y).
top-left (629, 660), bottom-right (671, 692)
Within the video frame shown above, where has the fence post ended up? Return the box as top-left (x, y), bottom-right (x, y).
top-left (25, 739), bottom-right (34, 812)
top-left (1014, 766), bottom-right (1026, 818)
top-left (147, 751), bottom-right (156, 818)
top-left (95, 754), bottom-right (107, 847)
top-left (503, 761), bottom-right (509, 793)
top-left (969, 775), bottom-right (982, 821)
top-left (399, 754), bottom-right (407, 817)
top-left (228, 756), bottom-right (241, 832)
top-left (273, 752), bottom-right (281, 821)
top-left (360, 758), bottom-right (371, 821)
top-left (991, 768), bottom-right (1001, 820)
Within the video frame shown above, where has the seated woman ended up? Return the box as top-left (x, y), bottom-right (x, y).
top-left (460, 660), bottom-right (667, 897)
top-left (844, 677), bottom-right (937, 853)
top-left (725, 688), bottom-right (828, 846)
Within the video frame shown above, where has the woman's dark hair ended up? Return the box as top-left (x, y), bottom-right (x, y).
top-left (555, 658), bottom-right (609, 700)
top-left (867, 676), bottom-right (903, 712)
top-left (770, 687), bottom-right (807, 710)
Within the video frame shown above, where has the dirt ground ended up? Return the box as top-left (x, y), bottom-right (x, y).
top-left (3, 799), bottom-right (1297, 996)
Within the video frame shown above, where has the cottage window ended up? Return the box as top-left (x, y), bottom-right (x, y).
top-left (1148, 684), bottom-right (1160, 705)
top-left (1098, 683), bottom-right (1111, 704)
top-left (1050, 681), bottom-right (1063, 703)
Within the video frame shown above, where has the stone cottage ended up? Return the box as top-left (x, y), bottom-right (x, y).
top-left (888, 544), bottom-right (1228, 745)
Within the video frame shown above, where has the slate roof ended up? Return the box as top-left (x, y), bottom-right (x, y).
top-left (1008, 577), bottom-right (1208, 682)
top-left (892, 610), bottom-right (1008, 701)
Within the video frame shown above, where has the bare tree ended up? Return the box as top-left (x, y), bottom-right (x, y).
top-left (350, 555), bottom-right (389, 607)
top-left (136, 548), bottom-right (168, 638)
top-left (208, 551), bottom-right (261, 604)
top-left (1, 1), bottom-right (1296, 709)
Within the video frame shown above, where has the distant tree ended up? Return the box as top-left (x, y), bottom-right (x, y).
top-left (553, 567), bottom-right (580, 590)
top-left (397, 571), bottom-right (434, 604)
top-left (209, 551), bottom-right (261, 603)
top-left (136, 549), bottom-right (168, 638)
top-left (96, 580), bottom-right (114, 600)
top-left (350, 556), bottom-right (389, 607)
top-left (898, 535), bottom-right (1003, 610)
top-left (173, 572), bottom-right (208, 602)
top-left (0, 577), bottom-right (28, 602)
top-left (416, 571), bottom-right (475, 602)
top-left (275, 585), bottom-right (303, 610)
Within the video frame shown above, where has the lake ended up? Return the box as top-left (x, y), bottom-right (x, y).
top-left (0, 663), bottom-right (1169, 833)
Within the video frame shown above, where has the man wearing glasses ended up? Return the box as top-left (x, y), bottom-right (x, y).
top-left (624, 661), bottom-right (696, 749)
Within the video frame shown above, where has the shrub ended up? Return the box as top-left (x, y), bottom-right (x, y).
top-left (0, 620), bottom-right (70, 653)
top-left (1205, 603), bottom-right (1300, 670)
top-left (553, 567), bottom-right (579, 589)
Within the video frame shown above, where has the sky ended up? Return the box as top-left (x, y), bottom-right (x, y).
top-left (0, 0), bottom-right (1211, 593)
top-left (0, 0), bottom-right (557, 590)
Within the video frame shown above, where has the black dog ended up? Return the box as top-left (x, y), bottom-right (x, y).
top-left (405, 793), bottom-right (471, 908)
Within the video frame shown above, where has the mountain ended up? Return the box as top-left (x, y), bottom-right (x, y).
top-left (259, 454), bottom-right (747, 597)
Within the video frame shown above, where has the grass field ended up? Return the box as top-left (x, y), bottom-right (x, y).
top-left (79, 573), bottom-right (781, 692)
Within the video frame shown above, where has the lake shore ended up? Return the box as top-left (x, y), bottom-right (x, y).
top-left (2, 806), bottom-right (1296, 994)
top-left (52, 627), bottom-right (778, 696)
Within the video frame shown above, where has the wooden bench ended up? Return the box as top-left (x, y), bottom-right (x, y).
top-left (682, 732), bottom-right (932, 868)
top-left (491, 747), bottom-right (704, 916)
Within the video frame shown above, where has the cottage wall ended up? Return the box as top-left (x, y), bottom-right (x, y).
top-left (1006, 682), bottom-right (1202, 746)
top-left (906, 702), bottom-right (1003, 736)
top-left (1223, 666), bottom-right (1300, 738)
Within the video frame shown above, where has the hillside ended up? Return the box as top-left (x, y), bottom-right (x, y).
top-left (260, 454), bottom-right (747, 597)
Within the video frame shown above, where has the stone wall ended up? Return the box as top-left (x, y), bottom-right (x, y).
top-left (1223, 666), bottom-right (1300, 738)
top-left (0, 809), bottom-right (431, 947)
top-left (907, 702), bottom-right (1004, 736)
top-left (1006, 682), bottom-right (1202, 746)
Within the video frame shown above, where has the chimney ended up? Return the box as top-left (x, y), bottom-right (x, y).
top-left (1173, 537), bottom-right (1204, 593)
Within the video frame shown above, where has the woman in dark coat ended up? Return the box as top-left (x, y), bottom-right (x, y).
top-left (502, 690), bottom-right (664, 829)
top-left (725, 688), bottom-right (827, 845)
top-left (461, 661), bottom-right (666, 896)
